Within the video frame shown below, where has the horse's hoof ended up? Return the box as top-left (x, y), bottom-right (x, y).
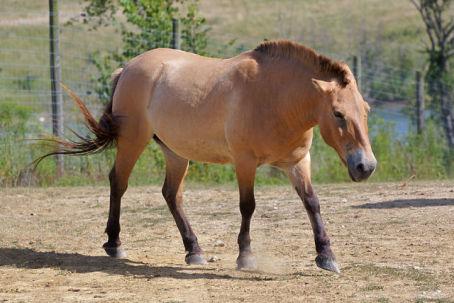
top-left (315, 255), bottom-right (340, 273)
top-left (236, 254), bottom-right (257, 270)
top-left (103, 243), bottom-right (127, 258)
top-left (185, 253), bottom-right (207, 265)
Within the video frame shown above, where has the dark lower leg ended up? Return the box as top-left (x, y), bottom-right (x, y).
top-left (300, 189), bottom-right (333, 256)
top-left (238, 194), bottom-right (255, 256)
top-left (296, 186), bottom-right (339, 273)
top-left (235, 158), bottom-right (257, 270)
top-left (164, 190), bottom-right (202, 253)
top-left (103, 166), bottom-right (128, 257)
top-left (162, 178), bottom-right (205, 264)
top-left (236, 193), bottom-right (257, 269)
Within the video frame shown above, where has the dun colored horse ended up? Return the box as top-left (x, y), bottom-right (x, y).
top-left (41, 40), bottom-right (377, 273)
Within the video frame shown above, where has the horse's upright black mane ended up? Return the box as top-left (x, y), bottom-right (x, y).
top-left (254, 40), bottom-right (351, 87)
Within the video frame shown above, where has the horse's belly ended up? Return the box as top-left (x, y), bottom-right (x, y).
top-left (150, 100), bottom-right (233, 163)
top-left (164, 137), bottom-right (233, 163)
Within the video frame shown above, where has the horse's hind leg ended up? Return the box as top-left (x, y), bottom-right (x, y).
top-left (287, 154), bottom-right (340, 273)
top-left (157, 139), bottom-right (206, 265)
top-left (103, 134), bottom-right (150, 258)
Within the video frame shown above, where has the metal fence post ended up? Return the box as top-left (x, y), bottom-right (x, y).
top-left (171, 18), bottom-right (181, 50)
top-left (415, 71), bottom-right (425, 134)
top-left (353, 55), bottom-right (362, 91)
top-left (49, 0), bottom-right (64, 177)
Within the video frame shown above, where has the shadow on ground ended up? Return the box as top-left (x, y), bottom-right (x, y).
top-left (353, 198), bottom-right (454, 209)
top-left (0, 247), bottom-right (247, 280)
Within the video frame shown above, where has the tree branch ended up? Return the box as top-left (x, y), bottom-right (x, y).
top-left (413, 0), bottom-right (437, 50)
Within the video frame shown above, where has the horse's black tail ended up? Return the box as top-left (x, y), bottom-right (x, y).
top-left (33, 68), bottom-right (123, 166)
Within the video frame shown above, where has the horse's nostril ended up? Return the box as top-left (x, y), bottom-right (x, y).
top-left (356, 163), bottom-right (365, 173)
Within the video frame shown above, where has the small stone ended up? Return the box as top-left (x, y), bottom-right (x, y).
top-left (214, 240), bottom-right (225, 247)
top-left (341, 198), bottom-right (347, 203)
top-left (30, 213), bottom-right (35, 216)
top-left (208, 256), bottom-right (220, 262)
top-left (68, 288), bottom-right (80, 292)
top-left (273, 206), bottom-right (278, 210)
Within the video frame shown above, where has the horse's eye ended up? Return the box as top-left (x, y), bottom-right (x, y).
top-left (333, 111), bottom-right (345, 120)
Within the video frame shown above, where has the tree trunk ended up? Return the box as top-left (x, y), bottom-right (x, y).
top-left (440, 87), bottom-right (454, 148)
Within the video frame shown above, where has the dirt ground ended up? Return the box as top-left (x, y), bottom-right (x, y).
top-left (0, 181), bottom-right (453, 303)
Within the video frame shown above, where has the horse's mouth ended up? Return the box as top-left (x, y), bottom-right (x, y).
top-left (348, 169), bottom-right (361, 182)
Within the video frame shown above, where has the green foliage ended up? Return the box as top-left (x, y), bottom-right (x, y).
top-left (0, 104), bottom-right (54, 186)
top-left (412, 0), bottom-right (454, 147)
top-left (14, 75), bottom-right (37, 91)
top-left (0, 103), bottom-right (31, 133)
top-left (186, 162), bottom-right (235, 184)
top-left (405, 122), bottom-right (448, 179)
top-left (0, 103), bottom-right (32, 185)
top-left (180, 1), bottom-right (208, 55)
top-left (310, 127), bottom-right (349, 183)
top-left (84, 0), bottom-right (209, 104)
top-left (89, 51), bottom-right (116, 103)
top-left (359, 34), bottom-right (417, 102)
top-left (119, 0), bottom-right (176, 58)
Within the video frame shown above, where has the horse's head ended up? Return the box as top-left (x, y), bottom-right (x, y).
top-left (312, 77), bottom-right (377, 182)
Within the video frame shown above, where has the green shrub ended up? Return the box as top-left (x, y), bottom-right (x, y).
top-left (0, 103), bottom-right (54, 186)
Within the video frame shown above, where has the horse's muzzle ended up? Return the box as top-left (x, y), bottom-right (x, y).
top-left (347, 149), bottom-right (377, 182)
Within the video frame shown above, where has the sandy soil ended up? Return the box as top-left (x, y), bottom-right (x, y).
top-left (0, 181), bottom-right (453, 303)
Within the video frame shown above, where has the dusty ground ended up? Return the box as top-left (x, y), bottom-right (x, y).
top-left (0, 181), bottom-right (453, 303)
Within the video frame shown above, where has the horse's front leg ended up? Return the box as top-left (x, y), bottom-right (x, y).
top-left (287, 154), bottom-right (340, 273)
top-left (234, 156), bottom-right (258, 270)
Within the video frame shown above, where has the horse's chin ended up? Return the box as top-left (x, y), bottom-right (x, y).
top-left (348, 169), bottom-right (362, 182)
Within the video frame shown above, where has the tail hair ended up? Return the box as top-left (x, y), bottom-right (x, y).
top-left (33, 68), bottom-right (124, 166)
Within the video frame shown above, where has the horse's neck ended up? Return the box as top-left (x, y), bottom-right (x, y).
top-left (261, 60), bottom-right (320, 132)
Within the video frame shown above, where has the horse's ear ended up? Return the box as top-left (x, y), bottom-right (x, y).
top-left (312, 79), bottom-right (336, 94)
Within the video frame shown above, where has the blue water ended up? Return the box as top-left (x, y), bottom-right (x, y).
top-left (371, 106), bottom-right (411, 138)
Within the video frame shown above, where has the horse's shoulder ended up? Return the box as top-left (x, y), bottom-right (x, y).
top-left (227, 53), bottom-right (260, 82)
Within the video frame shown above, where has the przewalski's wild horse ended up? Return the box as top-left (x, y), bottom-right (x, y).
top-left (39, 40), bottom-right (377, 274)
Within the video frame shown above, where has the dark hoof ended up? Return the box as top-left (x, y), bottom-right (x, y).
top-left (236, 254), bottom-right (257, 270)
top-left (185, 253), bottom-right (207, 265)
top-left (103, 243), bottom-right (127, 258)
top-left (315, 255), bottom-right (340, 273)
